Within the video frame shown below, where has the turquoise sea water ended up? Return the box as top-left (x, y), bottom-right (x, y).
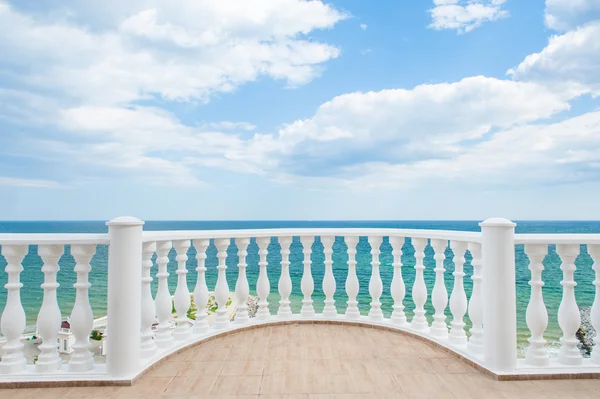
top-left (0, 220), bottom-right (599, 356)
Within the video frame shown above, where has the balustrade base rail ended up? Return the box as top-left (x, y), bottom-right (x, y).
top-left (3, 316), bottom-right (600, 388)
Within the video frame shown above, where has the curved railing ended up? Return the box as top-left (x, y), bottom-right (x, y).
top-left (0, 217), bottom-right (599, 385)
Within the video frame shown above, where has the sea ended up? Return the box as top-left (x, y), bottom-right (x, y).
top-left (0, 220), bottom-right (599, 357)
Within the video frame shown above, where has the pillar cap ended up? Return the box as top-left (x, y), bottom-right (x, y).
top-left (106, 216), bottom-right (145, 227)
top-left (479, 218), bottom-right (516, 228)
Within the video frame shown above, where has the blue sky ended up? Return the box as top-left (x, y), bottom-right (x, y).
top-left (1, 0), bottom-right (600, 220)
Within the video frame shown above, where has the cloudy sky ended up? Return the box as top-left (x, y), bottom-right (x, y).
top-left (1, 0), bottom-right (599, 221)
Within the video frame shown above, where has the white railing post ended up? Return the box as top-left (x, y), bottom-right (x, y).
top-left (106, 216), bottom-right (144, 378)
top-left (589, 245), bottom-right (600, 364)
top-left (479, 218), bottom-right (517, 372)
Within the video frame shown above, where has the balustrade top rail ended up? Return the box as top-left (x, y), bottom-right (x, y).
top-left (142, 228), bottom-right (482, 242)
top-left (514, 233), bottom-right (600, 245)
top-left (0, 233), bottom-right (110, 245)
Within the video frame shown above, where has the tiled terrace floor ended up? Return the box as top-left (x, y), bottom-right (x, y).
top-left (2, 324), bottom-right (600, 398)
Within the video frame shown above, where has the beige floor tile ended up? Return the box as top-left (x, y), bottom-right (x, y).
top-left (422, 358), bottom-right (472, 374)
top-left (161, 376), bottom-right (217, 396)
top-left (306, 346), bottom-right (336, 360)
top-left (530, 379), bottom-right (589, 391)
top-left (211, 375), bottom-right (262, 395)
top-left (261, 374), bottom-right (308, 394)
top-left (308, 395), bottom-right (407, 399)
top-left (177, 360), bottom-right (225, 377)
top-left (149, 361), bottom-right (189, 377)
top-left (305, 374), bottom-right (356, 394)
top-left (305, 359), bottom-right (347, 375)
top-left (570, 378), bottom-right (600, 390)
top-left (111, 376), bottom-right (174, 398)
top-left (264, 360), bottom-right (310, 375)
top-left (436, 373), bottom-right (537, 393)
top-left (0, 388), bottom-right (71, 399)
top-left (190, 345), bottom-right (231, 362)
top-left (386, 358), bottom-right (432, 374)
top-left (342, 358), bottom-right (391, 374)
top-left (220, 360), bottom-right (265, 376)
top-left (351, 373), bottom-right (402, 394)
top-left (260, 395), bottom-right (309, 399)
top-left (64, 386), bottom-right (121, 397)
top-left (394, 373), bottom-right (449, 396)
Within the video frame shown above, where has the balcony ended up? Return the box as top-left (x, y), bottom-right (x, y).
top-left (0, 216), bottom-right (600, 393)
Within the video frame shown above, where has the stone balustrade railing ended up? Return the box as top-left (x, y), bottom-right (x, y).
top-left (0, 217), bottom-right (599, 385)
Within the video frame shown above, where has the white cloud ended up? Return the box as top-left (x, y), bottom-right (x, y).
top-left (360, 23), bottom-right (368, 30)
top-left (0, 177), bottom-right (62, 188)
top-left (545, 0), bottom-right (600, 31)
top-left (428, 0), bottom-right (509, 34)
top-left (508, 22), bottom-right (600, 97)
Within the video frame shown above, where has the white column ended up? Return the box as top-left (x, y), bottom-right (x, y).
top-left (214, 238), bottom-right (231, 329)
top-left (322, 236), bottom-right (337, 318)
top-left (449, 241), bottom-right (468, 345)
top-left (278, 237), bottom-right (293, 318)
top-left (235, 238), bottom-right (251, 325)
top-left (368, 236), bottom-right (383, 322)
top-left (173, 240), bottom-right (192, 339)
top-left (589, 245), bottom-right (600, 364)
top-left (300, 236), bottom-right (315, 318)
top-left (193, 239), bottom-right (210, 335)
top-left (256, 237), bottom-right (271, 320)
top-left (36, 244), bottom-right (64, 372)
top-left (154, 240), bottom-right (173, 348)
top-left (0, 245), bottom-right (28, 374)
top-left (480, 218), bottom-right (517, 372)
top-left (106, 217), bottom-right (144, 378)
top-left (344, 236), bottom-right (360, 319)
top-left (69, 244), bottom-right (96, 371)
top-left (140, 242), bottom-right (157, 358)
top-left (390, 236), bottom-right (406, 325)
top-left (557, 243), bottom-right (582, 365)
top-left (524, 244), bottom-right (550, 366)
top-left (430, 239), bottom-right (449, 338)
top-left (411, 238), bottom-right (428, 331)
top-left (467, 242), bottom-right (484, 354)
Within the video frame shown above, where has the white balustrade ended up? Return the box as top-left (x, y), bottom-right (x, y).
top-left (140, 242), bottom-right (157, 358)
top-left (524, 244), bottom-right (550, 366)
top-left (430, 239), bottom-right (449, 338)
top-left (214, 238), bottom-right (231, 329)
top-left (390, 236), bottom-right (406, 325)
top-left (173, 240), bottom-right (192, 339)
top-left (256, 237), bottom-right (271, 320)
top-left (411, 238), bottom-right (429, 331)
top-left (154, 241), bottom-right (173, 347)
top-left (344, 236), bottom-right (360, 319)
top-left (589, 244), bottom-right (600, 364)
top-left (193, 239), bottom-right (210, 335)
top-left (69, 244), bottom-right (96, 371)
top-left (300, 236), bottom-right (315, 318)
top-left (322, 236), bottom-right (337, 318)
top-left (0, 245), bottom-right (28, 374)
top-left (277, 237), bottom-right (293, 318)
top-left (557, 244), bottom-right (582, 365)
top-left (448, 241), bottom-right (468, 345)
top-left (467, 242), bottom-right (484, 354)
top-left (234, 238), bottom-right (251, 325)
top-left (368, 236), bottom-right (384, 321)
top-left (36, 245), bottom-right (64, 372)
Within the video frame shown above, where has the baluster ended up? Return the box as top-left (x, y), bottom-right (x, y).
top-left (557, 244), bottom-right (582, 365)
top-left (0, 245), bottom-right (28, 374)
top-left (235, 238), bottom-right (251, 325)
top-left (390, 236), bottom-right (406, 325)
top-left (193, 239), bottom-right (210, 335)
top-left (36, 245), bottom-right (64, 372)
top-left (322, 236), bottom-right (337, 318)
top-left (214, 238), bottom-right (231, 329)
top-left (69, 244), bottom-right (96, 371)
top-left (154, 241), bottom-right (173, 347)
top-left (589, 245), bottom-right (600, 364)
top-left (344, 236), bottom-right (360, 319)
top-left (278, 237), bottom-right (293, 318)
top-left (430, 239), bottom-right (449, 338)
top-left (411, 238), bottom-right (428, 330)
top-left (140, 242), bottom-right (157, 358)
top-left (173, 240), bottom-right (191, 339)
top-left (256, 237), bottom-right (271, 320)
top-left (524, 244), bottom-right (549, 366)
top-left (300, 236), bottom-right (315, 318)
top-left (467, 242), bottom-right (484, 354)
top-left (449, 241), bottom-right (468, 345)
top-left (368, 236), bottom-right (383, 321)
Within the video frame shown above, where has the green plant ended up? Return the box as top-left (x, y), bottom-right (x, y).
top-left (90, 330), bottom-right (103, 341)
top-left (32, 355), bottom-right (38, 364)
